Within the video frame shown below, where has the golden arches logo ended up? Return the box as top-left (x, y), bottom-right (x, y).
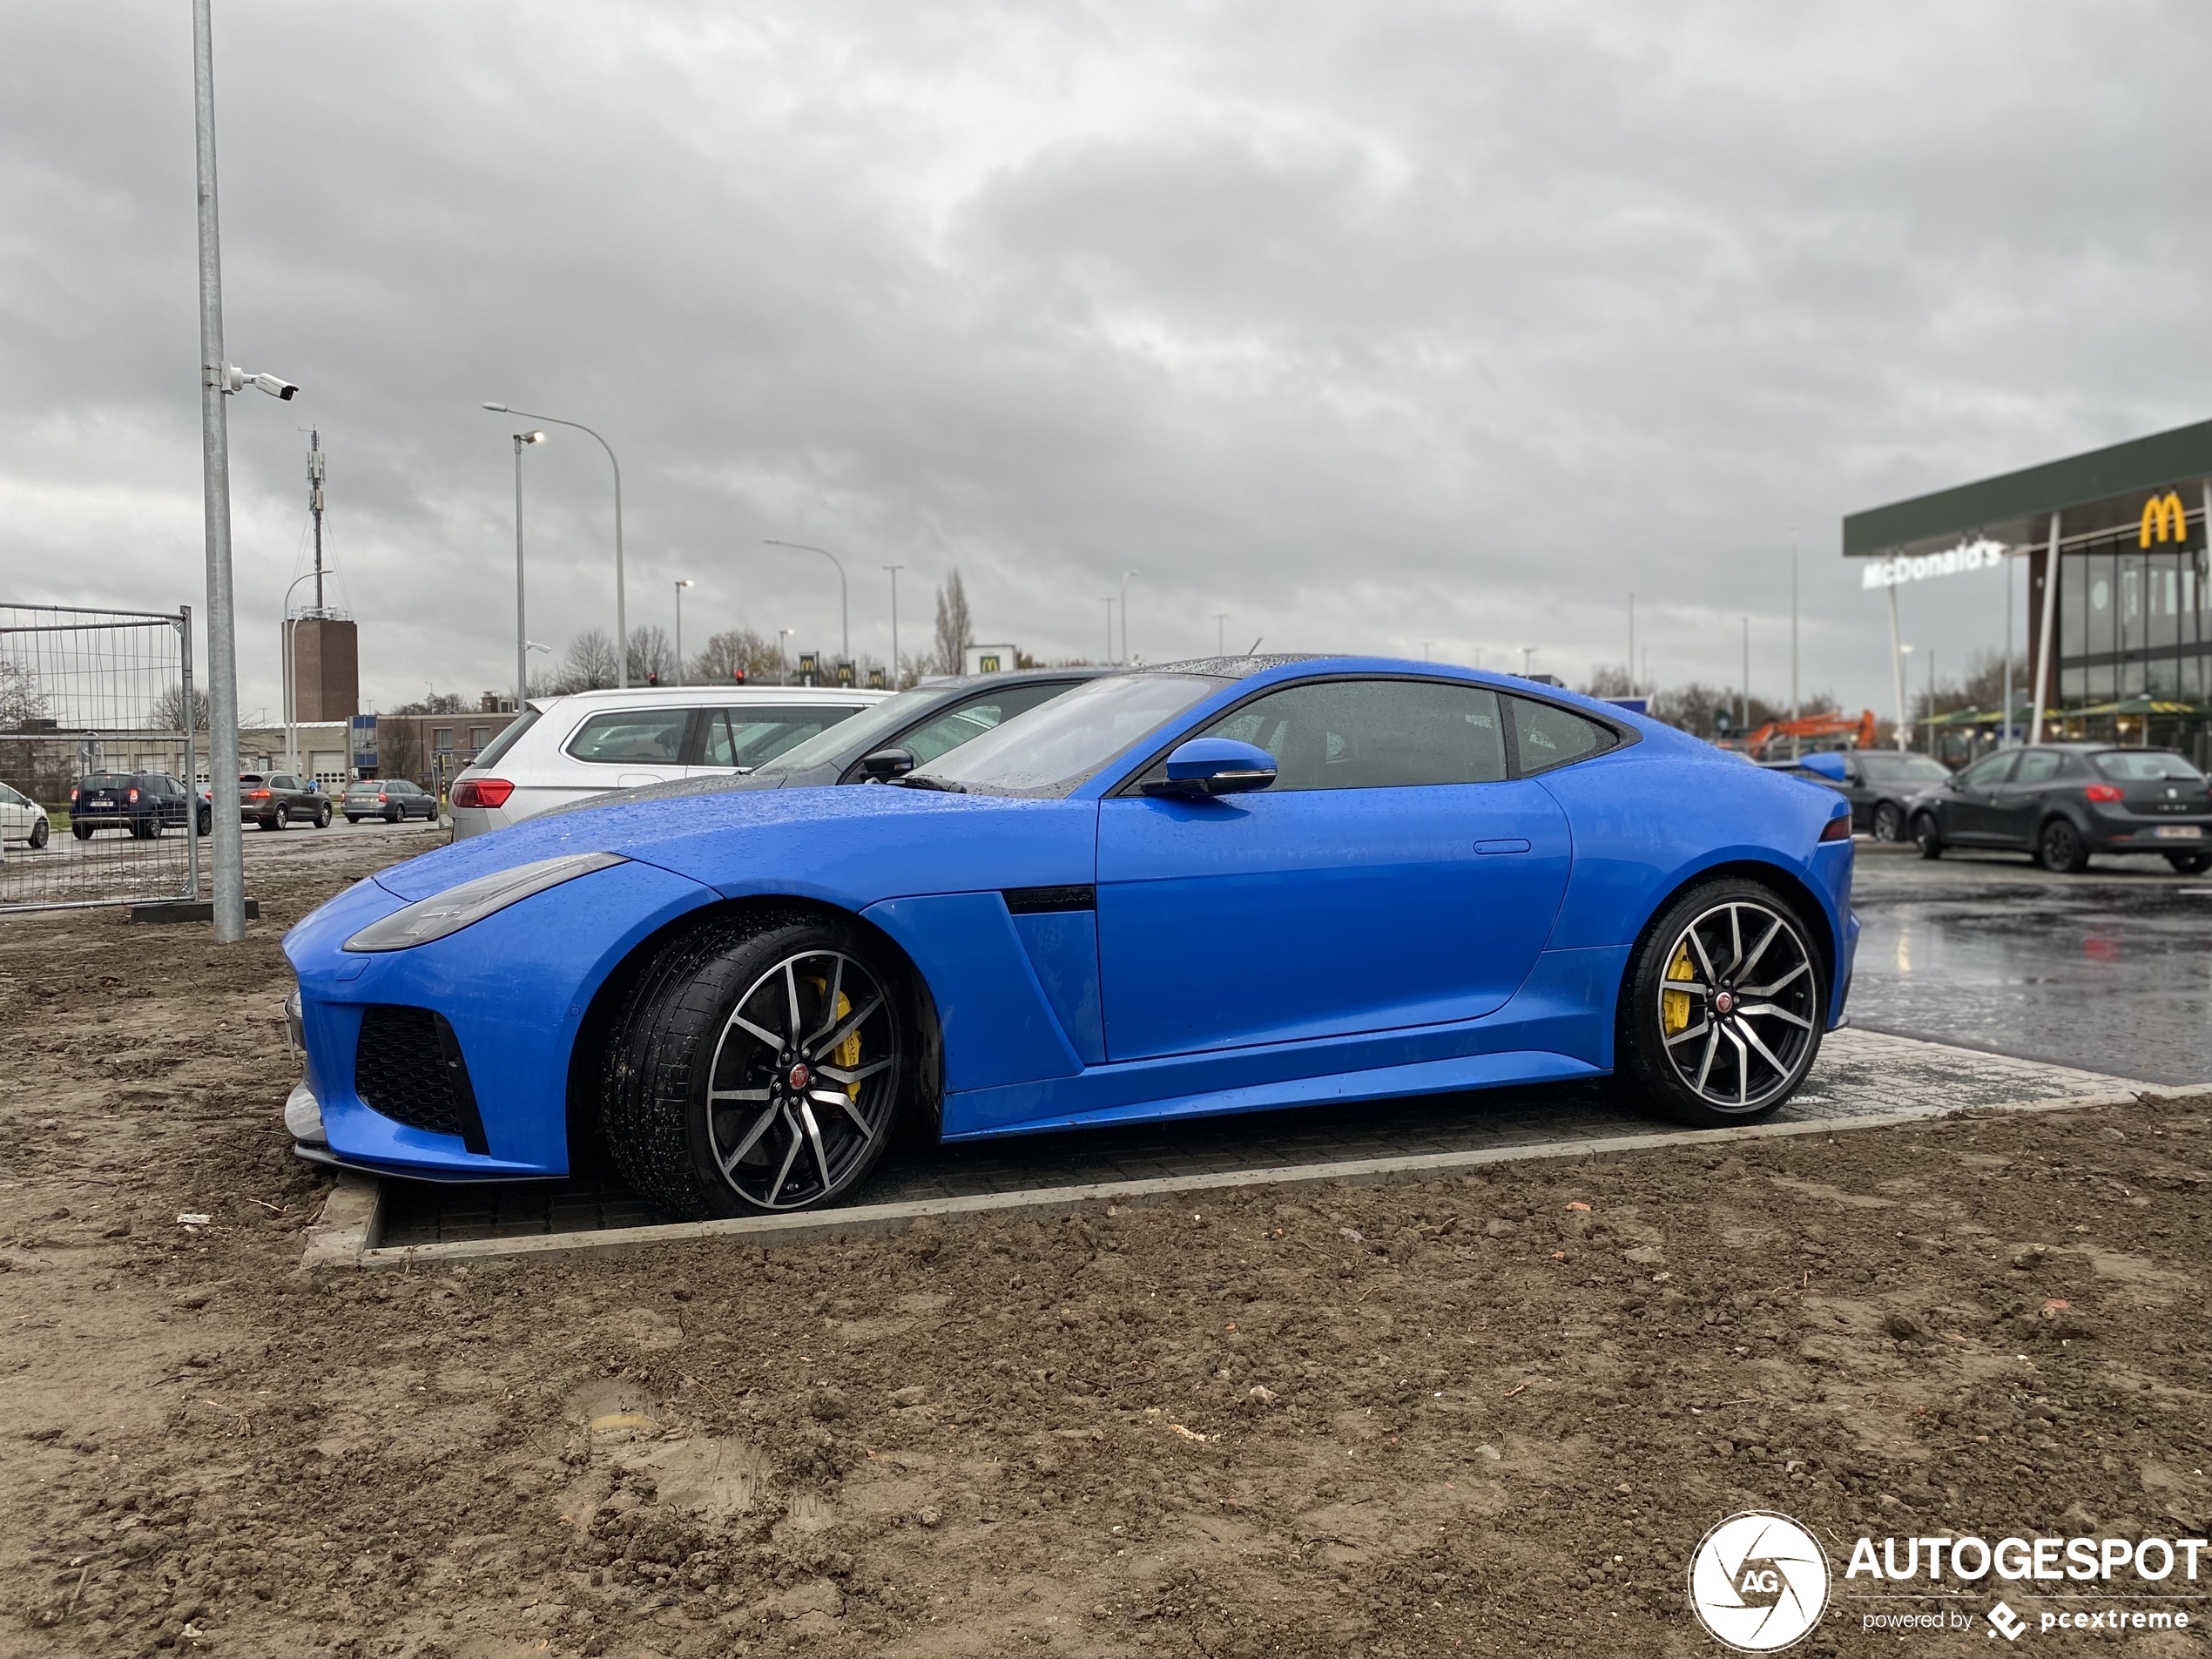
top-left (2140, 490), bottom-right (2187, 548)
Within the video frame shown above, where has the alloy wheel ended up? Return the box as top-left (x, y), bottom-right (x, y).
top-left (704, 948), bottom-right (899, 1211)
top-left (1656, 900), bottom-right (1818, 1112)
top-left (1872, 802), bottom-right (1904, 842)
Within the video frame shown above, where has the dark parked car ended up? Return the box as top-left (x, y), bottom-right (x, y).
top-left (240, 772), bottom-right (330, 831)
top-left (546, 667), bottom-right (1111, 817)
top-left (71, 771), bottom-right (206, 839)
top-left (342, 779), bottom-right (437, 823)
top-left (1908, 744), bottom-right (2212, 873)
top-left (1797, 748), bottom-right (1953, 840)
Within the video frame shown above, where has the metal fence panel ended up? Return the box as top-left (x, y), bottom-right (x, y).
top-left (0, 604), bottom-right (199, 914)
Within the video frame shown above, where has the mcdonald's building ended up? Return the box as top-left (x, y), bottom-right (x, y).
top-left (1844, 418), bottom-right (2212, 764)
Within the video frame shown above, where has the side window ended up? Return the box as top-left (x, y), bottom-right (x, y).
top-left (1192, 678), bottom-right (1508, 792)
top-left (1506, 698), bottom-right (1614, 776)
top-left (1958, 752), bottom-right (2015, 789)
top-left (565, 710), bottom-right (689, 764)
top-left (2012, 752), bottom-right (2062, 786)
top-left (900, 683), bottom-right (1069, 766)
top-left (698, 706), bottom-right (858, 769)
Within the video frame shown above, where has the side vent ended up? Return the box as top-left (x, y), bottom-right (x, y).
top-left (354, 1006), bottom-right (489, 1155)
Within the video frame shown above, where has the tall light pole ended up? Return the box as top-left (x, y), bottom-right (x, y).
top-left (482, 403), bottom-right (627, 685)
top-left (1739, 616), bottom-right (1750, 736)
top-left (672, 579), bottom-right (692, 685)
top-left (1120, 570), bottom-right (1137, 664)
top-left (1520, 646), bottom-right (1535, 677)
top-left (778, 628), bottom-right (793, 685)
top-left (883, 564), bottom-right (904, 686)
top-left (1896, 643), bottom-right (1914, 751)
top-left (510, 429), bottom-right (544, 709)
top-left (764, 540), bottom-right (848, 660)
top-left (193, 0), bottom-right (298, 943)
top-left (1214, 613), bottom-right (1228, 657)
top-left (1100, 597), bottom-right (1116, 664)
top-left (280, 570), bottom-right (316, 777)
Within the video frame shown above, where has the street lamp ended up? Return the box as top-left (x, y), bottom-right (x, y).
top-left (1120, 570), bottom-right (1137, 664)
top-left (280, 570), bottom-right (317, 777)
top-left (779, 627), bottom-right (793, 685)
top-left (1100, 597), bottom-right (1116, 664)
top-left (1896, 644), bottom-right (1915, 752)
top-left (763, 540), bottom-right (849, 660)
top-left (509, 430), bottom-right (545, 709)
top-left (1214, 613), bottom-right (1228, 657)
top-left (883, 564), bottom-right (905, 687)
top-left (1520, 646), bottom-right (1536, 677)
top-left (482, 403), bottom-right (628, 685)
top-left (672, 579), bottom-right (693, 686)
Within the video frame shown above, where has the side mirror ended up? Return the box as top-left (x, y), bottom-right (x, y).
top-left (1142, 738), bottom-right (1278, 799)
top-left (1798, 752), bottom-right (1848, 783)
top-left (855, 747), bottom-right (915, 782)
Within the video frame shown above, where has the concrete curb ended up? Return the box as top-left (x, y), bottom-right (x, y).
top-left (306, 1082), bottom-right (2207, 1272)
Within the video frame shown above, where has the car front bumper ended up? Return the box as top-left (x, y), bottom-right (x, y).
top-left (280, 857), bottom-right (718, 1181)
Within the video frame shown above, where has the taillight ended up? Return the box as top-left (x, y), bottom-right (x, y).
top-left (127, 787), bottom-right (139, 803)
top-left (376, 792), bottom-right (388, 804)
top-left (249, 788), bottom-right (272, 800)
top-left (2085, 784), bottom-right (2124, 803)
top-left (1819, 813), bottom-right (1851, 842)
top-left (70, 787), bottom-right (78, 805)
top-left (452, 778), bottom-right (515, 809)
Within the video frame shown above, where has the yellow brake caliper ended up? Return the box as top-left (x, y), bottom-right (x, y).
top-left (1662, 941), bottom-right (1696, 1035)
top-left (805, 976), bottom-right (863, 1100)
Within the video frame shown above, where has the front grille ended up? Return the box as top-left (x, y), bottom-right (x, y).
top-left (354, 1006), bottom-right (489, 1155)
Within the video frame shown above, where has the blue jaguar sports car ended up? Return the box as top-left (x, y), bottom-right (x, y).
top-left (281, 657), bottom-right (1857, 1217)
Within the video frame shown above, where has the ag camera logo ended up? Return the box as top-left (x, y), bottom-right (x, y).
top-left (1688, 1511), bottom-right (1831, 1651)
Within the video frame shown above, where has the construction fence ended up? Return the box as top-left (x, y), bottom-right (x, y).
top-left (0, 604), bottom-right (199, 914)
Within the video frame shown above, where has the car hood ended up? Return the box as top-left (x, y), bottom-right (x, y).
top-left (374, 783), bottom-right (1095, 907)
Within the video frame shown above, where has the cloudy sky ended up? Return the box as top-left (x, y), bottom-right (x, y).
top-left (4, 1), bottom-right (2210, 720)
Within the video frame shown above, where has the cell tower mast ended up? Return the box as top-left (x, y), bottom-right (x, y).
top-left (308, 429), bottom-right (327, 615)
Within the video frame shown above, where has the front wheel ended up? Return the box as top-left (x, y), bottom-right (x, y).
top-left (2166, 852), bottom-right (2211, 875)
top-left (1618, 880), bottom-right (1826, 1129)
top-left (2038, 816), bottom-right (2089, 874)
top-left (314, 805), bottom-right (331, 828)
top-left (196, 807), bottom-right (211, 835)
top-left (28, 818), bottom-right (47, 850)
top-left (1912, 813), bottom-right (1943, 860)
top-left (1871, 801), bottom-right (1905, 843)
top-left (602, 913), bottom-right (908, 1219)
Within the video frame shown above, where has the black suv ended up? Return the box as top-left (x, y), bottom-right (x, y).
top-left (1908, 745), bottom-right (2212, 873)
top-left (240, 772), bottom-right (330, 831)
top-left (71, 772), bottom-right (206, 840)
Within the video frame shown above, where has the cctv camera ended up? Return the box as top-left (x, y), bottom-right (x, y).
top-left (219, 364), bottom-right (298, 400)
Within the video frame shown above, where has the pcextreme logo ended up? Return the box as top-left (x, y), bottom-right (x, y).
top-left (1688, 1512), bottom-right (1831, 1652)
top-left (2140, 489), bottom-right (2188, 548)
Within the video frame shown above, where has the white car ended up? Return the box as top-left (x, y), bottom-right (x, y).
top-left (446, 685), bottom-right (891, 840)
top-left (0, 779), bottom-right (51, 849)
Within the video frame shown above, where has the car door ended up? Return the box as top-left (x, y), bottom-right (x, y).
top-left (1939, 752), bottom-right (2016, 844)
top-left (1095, 677), bottom-right (1574, 1062)
top-left (0, 783), bottom-right (25, 840)
top-left (1987, 749), bottom-right (2064, 847)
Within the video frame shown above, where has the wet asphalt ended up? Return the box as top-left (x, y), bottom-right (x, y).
top-left (1848, 844), bottom-right (2210, 1086)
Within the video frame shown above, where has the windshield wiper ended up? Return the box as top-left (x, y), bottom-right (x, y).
top-left (888, 773), bottom-right (966, 792)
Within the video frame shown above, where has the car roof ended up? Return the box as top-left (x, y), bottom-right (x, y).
top-left (908, 666), bottom-right (1118, 691)
top-left (528, 685), bottom-right (892, 713)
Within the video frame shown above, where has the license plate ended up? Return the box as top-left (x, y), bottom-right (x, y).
top-left (2154, 825), bottom-right (2203, 840)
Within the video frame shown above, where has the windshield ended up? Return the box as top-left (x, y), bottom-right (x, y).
top-left (2094, 750), bottom-right (2205, 783)
top-left (1860, 752), bottom-right (1950, 783)
top-left (759, 688), bottom-right (941, 772)
top-left (911, 674), bottom-right (1225, 797)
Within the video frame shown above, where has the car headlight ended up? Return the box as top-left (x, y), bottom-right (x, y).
top-left (343, 851), bottom-right (628, 953)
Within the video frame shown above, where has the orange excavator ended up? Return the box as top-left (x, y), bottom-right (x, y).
top-left (1742, 709), bottom-right (1877, 759)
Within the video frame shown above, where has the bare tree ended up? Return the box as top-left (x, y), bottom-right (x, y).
top-left (1577, 664), bottom-right (1636, 699)
top-left (389, 691), bottom-right (467, 716)
top-left (561, 629), bottom-right (620, 692)
top-left (0, 655), bottom-right (46, 729)
top-left (691, 627), bottom-right (786, 685)
top-left (932, 569), bottom-right (973, 677)
top-left (626, 625), bottom-right (678, 685)
top-left (152, 683), bottom-right (212, 734)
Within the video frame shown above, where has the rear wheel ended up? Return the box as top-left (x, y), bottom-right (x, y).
top-left (1871, 801), bottom-right (1905, 842)
top-left (2165, 852), bottom-right (2210, 875)
top-left (2037, 816), bottom-right (2089, 874)
top-left (1618, 880), bottom-right (1825, 1129)
top-left (1912, 813), bottom-right (1943, 860)
top-left (72, 822), bottom-right (91, 840)
top-left (346, 813), bottom-right (361, 824)
top-left (603, 913), bottom-right (908, 1219)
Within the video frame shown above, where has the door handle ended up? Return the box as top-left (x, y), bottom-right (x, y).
top-left (1474, 838), bottom-right (1532, 855)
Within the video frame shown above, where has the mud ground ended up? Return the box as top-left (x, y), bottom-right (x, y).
top-left (1, 840), bottom-right (2207, 1658)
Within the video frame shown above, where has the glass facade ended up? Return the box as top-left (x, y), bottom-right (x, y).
top-left (2052, 511), bottom-right (2212, 759)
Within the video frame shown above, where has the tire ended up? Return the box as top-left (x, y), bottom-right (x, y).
top-left (2037, 816), bottom-right (2089, 874)
top-left (602, 912), bottom-right (908, 1219)
top-left (2165, 853), bottom-right (2211, 875)
top-left (1912, 813), bottom-right (1943, 860)
top-left (28, 818), bottom-right (47, 850)
top-left (197, 808), bottom-right (211, 836)
top-left (1871, 801), bottom-right (1905, 843)
top-left (1617, 878), bottom-right (1826, 1129)
top-left (345, 814), bottom-right (361, 824)
top-left (71, 822), bottom-right (91, 841)
top-left (314, 805), bottom-right (331, 829)
top-left (255, 817), bottom-right (279, 832)
top-left (385, 808), bottom-right (401, 824)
